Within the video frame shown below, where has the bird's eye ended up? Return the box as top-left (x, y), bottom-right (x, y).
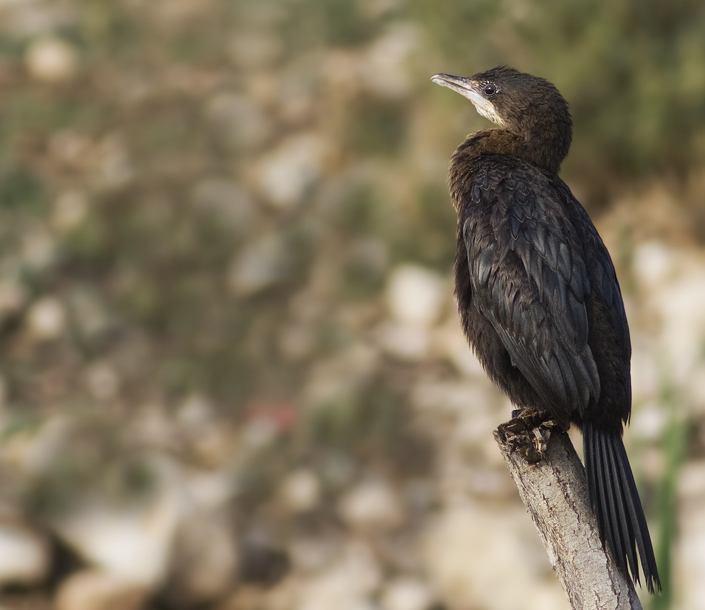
top-left (483, 84), bottom-right (497, 96)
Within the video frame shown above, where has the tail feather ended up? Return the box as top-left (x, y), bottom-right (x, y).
top-left (583, 422), bottom-right (661, 593)
top-left (605, 435), bottom-right (639, 579)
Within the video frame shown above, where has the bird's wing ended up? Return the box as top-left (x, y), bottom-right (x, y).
top-left (463, 165), bottom-right (601, 416)
top-left (567, 187), bottom-right (631, 354)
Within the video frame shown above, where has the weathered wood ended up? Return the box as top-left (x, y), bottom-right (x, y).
top-left (494, 427), bottom-right (643, 610)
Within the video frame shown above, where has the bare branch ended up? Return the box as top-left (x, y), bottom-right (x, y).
top-left (494, 428), bottom-right (643, 610)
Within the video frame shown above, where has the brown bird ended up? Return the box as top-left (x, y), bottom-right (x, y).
top-left (432, 66), bottom-right (660, 592)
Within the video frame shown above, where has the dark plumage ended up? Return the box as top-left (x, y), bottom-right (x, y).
top-left (432, 66), bottom-right (660, 592)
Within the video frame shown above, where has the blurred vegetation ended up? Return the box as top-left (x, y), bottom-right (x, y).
top-left (0, 0), bottom-right (704, 609)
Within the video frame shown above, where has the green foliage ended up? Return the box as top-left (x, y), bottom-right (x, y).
top-left (651, 382), bottom-right (689, 610)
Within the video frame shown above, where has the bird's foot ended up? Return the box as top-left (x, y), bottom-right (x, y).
top-left (496, 408), bottom-right (568, 464)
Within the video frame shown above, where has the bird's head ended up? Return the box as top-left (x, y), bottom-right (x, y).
top-left (431, 66), bottom-right (572, 160)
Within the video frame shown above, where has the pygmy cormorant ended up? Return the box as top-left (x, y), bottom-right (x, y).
top-left (432, 66), bottom-right (660, 592)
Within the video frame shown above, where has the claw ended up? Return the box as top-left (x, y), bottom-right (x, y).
top-left (496, 408), bottom-right (568, 464)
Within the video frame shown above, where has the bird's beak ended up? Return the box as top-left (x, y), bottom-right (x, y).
top-left (431, 72), bottom-right (505, 126)
top-left (431, 73), bottom-right (483, 106)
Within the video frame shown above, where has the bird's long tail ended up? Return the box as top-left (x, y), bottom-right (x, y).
top-left (583, 422), bottom-right (661, 592)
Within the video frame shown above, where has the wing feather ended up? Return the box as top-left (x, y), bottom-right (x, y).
top-left (462, 166), bottom-right (601, 416)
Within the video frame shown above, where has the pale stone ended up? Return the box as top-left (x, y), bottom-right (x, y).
top-left (654, 267), bottom-right (705, 381)
top-left (630, 345), bottom-right (660, 403)
top-left (228, 31), bottom-right (281, 68)
top-left (255, 133), bottom-right (327, 210)
top-left (280, 469), bottom-right (321, 513)
top-left (22, 229), bottom-right (57, 272)
top-left (0, 278), bottom-right (27, 318)
top-left (431, 319), bottom-right (486, 378)
top-left (56, 570), bottom-right (149, 610)
top-left (630, 402), bottom-right (667, 441)
top-left (228, 234), bottom-right (290, 297)
top-left (0, 375), bottom-right (7, 408)
top-left (297, 542), bottom-right (381, 610)
top-left (25, 36), bottom-right (78, 83)
top-left (376, 322), bottom-right (431, 362)
top-left (50, 486), bottom-right (181, 585)
top-left (339, 479), bottom-right (404, 530)
top-left (27, 297), bottom-right (66, 340)
top-left (52, 190), bottom-right (89, 231)
top-left (84, 362), bottom-right (121, 401)
top-left (360, 24), bottom-right (419, 100)
top-left (205, 93), bottom-right (270, 152)
top-left (381, 577), bottom-right (434, 610)
top-left (632, 241), bottom-right (675, 289)
top-left (168, 509), bottom-right (239, 604)
top-left (0, 521), bottom-right (50, 586)
top-left (423, 504), bottom-right (565, 610)
top-left (191, 178), bottom-right (256, 234)
top-left (95, 135), bottom-right (133, 190)
top-left (386, 265), bottom-right (445, 327)
top-left (676, 461), bottom-right (705, 610)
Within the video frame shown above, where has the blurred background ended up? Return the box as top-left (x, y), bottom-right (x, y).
top-left (0, 1), bottom-right (704, 609)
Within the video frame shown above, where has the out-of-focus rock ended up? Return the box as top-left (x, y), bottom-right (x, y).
top-left (0, 278), bottom-right (27, 320)
top-left (297, 542), bottom-right (381, 610)
top-left (205, 93), bottom-right (270, 152)
top-left (278, 323), bottom-right (315, 360)
top-left (630, 402), bottom-right (667, 441)
top-left (21, 229), bottom-right (58, 272)
top-left (376, 322), bottom-right (431, 362)
top-left (386, 265), bottom-right (445, 327)
top-left (423, 505), bottom-right (565, 610)
top-left (685, 362), bottom-right (705, 415)
top-left (431, 319), bottom-right (486, 377)
top-left (219, 585), bottom-right (270, 610)
top-left (84, 362), bottom-right (121, 401)
top-left (632, 241), bottom-right (675, 289)
top-left (52, 190), bottom-right (89, 232)
top-left (67, 288), bottom-right (112, 343)
top-left (55, 569), bottom-right (150, 610)
top-left (167, 508), bottom-right (239, 605)
top-left (303, 343), bottom-right (380, 406)
top-left (254, 133), bottom-right (327, 210)
top-left (677, 460), bottom-right (705, 610)
top-left (50, 482), bottom-right (181, 586)
top-left (380, 577), bottom-right (434, 610)
top-left (279, 469), bottom-right (321, 513)
top-left (6, 415), bottom-right (72, 476)
top-left (174, 397), bottom-right (236, 465)
top-left (95, 135), bottom-right (134, 190)
top-left (653, 267), bottom-right (705, 382)
top-left (630, 346), bottom-right (660, 403)
top-left (289, 537), bottom-right (341, 573)
top-left (26, 297), bottom-right (66, 341)
top-left (228, 233), bottom-right (292, 297)
top-left (411, 379), bottom-right (496, 423)
top-left (360, 24), bottom-right (419, 100)
top-left (25, 36), bottom-right (78, 83)
top-left (228, 31), bottom-right (282, 68)
top-left (339, 478), bottom-right (404, 531)
top-left (0, 375), bottom-right (7, 408)
top-left (0, 520), bottom-right (50, 586)
top-left (191, 178), bottom-right (257, 236)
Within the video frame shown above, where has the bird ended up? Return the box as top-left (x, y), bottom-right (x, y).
top-left (431, 66), bottom-right (660, 593)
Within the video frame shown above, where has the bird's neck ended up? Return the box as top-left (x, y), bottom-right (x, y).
top-left (452, 124), bottom-right (570, 176)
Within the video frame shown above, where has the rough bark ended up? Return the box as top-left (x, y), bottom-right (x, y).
top-left (494, 427), bottom-right (643, 610)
